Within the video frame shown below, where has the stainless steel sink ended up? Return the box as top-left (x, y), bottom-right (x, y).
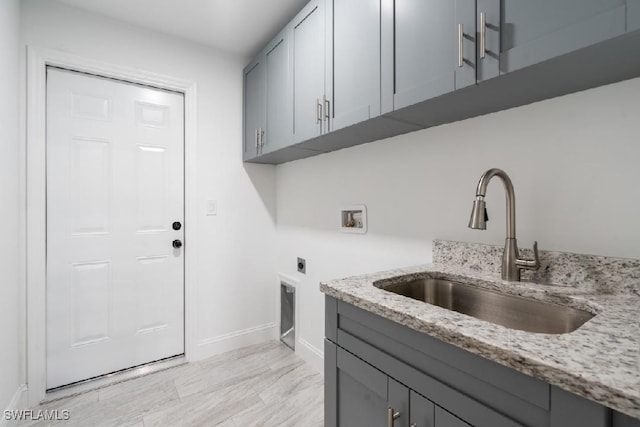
top-left (379, 278), bottom-right (594, 334)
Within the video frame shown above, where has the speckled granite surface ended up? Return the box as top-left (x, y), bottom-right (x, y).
top-left (320, 240), bottom-right (640, 419)
top-left (433, 239), bottom-right (640, 294)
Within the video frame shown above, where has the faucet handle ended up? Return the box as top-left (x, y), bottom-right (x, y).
top-left (516, 241), bottom-right (541, 271)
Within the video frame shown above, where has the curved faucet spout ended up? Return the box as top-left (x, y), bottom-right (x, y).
top-left (474, 168), bottom-right (516, 239)
top-left (468, 168), bottom-right (540, 281)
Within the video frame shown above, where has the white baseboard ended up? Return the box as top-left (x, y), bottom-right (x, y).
top-left (296, 338), bottom-right (324, 375)
top-left (195, 323), bottom-right (277, 361)
top-left (1, 384), bottom-right (27, 427)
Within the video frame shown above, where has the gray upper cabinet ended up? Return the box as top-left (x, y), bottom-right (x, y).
top-left (292, 0), bottom-right (326, 144)
top-left (500, 0), bottom-right (626, 73)
top-left (262, 30), bottom-right (292, 155)
top-left (629, 0), bottom-right (640, 32)
top-left (384, 0), bottom-right (457, 112)
top-left (326, 0), bottom-right (382, 132)
top-left (454, 0), bottom-right (477, 89)
top-left (476, 0), bottom-right (501, 82)
top-left (383, 0), bottom-right (478, 113)
top-left (243, 0), bottom-right (640, 163)
top-left (242, 55), bottom-right (265, 161)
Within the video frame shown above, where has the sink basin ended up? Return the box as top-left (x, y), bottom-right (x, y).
top-left (379, 278), bottom-right (594, 334)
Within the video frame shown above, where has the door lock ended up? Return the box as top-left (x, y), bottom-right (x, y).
top-left (172, 221), bottom-right (182, 230)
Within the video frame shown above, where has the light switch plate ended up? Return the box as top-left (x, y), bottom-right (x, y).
top-left (206, 200), bottom-right (217, 216)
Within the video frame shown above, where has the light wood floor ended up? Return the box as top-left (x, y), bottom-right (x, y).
top-left (18, 341), bottom-right (324, 426)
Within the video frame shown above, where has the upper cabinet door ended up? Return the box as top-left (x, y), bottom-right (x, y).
top-left (476, 0), bottom-right (501, 82)
top-left (389, 0), bottom-right (456, 111)
top-left (387, 0), bottom-right (476, 112)
top-left (629, 0), bottom-right (640, 32)
top-left (263, 30), bottom-right (292, 154)
top-left (292, 0), bottom-right (326, 144)
top-left (454, 0), bottom-right (477, 90)
top-left (500, 0), bottom-right (626, 73)
top-left (327, 0), bottom-right (381, 132)
top-left (243, 55), bottom-right (265, 161)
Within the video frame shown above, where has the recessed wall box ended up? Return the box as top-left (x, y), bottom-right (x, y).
top-left (340, 205), bottom-right (367, 234)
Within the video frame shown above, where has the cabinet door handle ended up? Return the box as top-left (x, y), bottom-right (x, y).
top-left (458, 23), bottom-right (464, 68)
top-left (255, 128), bottom-right (260, 153)
top-left (387, 408), bottom-right (400, 427)
top-left (316, 98), bottom-right (322, 124)
top-left (480, 12), bottom-right (486, 59)
top-left (259, 128), bottom-right (264, 153)
top-left (323, 95), bottom-right (330, 122)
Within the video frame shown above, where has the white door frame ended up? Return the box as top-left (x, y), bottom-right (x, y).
top-left (25, 46), bottom-right (198, 407)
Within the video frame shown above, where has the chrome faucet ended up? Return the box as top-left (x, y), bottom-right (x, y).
top-left (468, 168), bottom-right (540, 281)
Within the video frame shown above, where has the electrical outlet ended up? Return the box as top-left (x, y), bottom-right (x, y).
top-left (297, 257), bottom-right (306, 274)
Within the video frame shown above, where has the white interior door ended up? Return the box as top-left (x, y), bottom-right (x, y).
top-left (46, 68), bottom-right (185, 389)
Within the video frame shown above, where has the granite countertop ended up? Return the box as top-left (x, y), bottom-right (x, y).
top-left (319, 240), bottom-right (640, 419)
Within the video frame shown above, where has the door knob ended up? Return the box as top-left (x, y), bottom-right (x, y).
top-left (172, 239), bottom-right (182, 249)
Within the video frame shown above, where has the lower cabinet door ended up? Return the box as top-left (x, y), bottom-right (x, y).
top-left (435, 406), bottom-right (472, 427)
top-left (410, 391), bottom-right (435, 427)
top-left (336, 347), bottom-right (388, 426)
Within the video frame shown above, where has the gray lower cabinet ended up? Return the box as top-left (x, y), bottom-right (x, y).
top-left (629, 0), bottom-right (640, 32)
top-left (327, 0), bottom-right (382, 132)
top-left (325, 296), bottom-right (640, 427)
top-left (242, 55), bottom-right (265, 161)
top-left (327, 339), bottom-right (468, 427)
top-left (499, 0), bottom-right (626, 73)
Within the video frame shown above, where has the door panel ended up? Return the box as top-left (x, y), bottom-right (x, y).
top-left (477, 0), bottom-right (501, 82)
top-left (411, 391), bottom-right (436, 427)
top-left (336, 348), bottom-right (388, 426)
top-left (629, 0), bottom-right (640, 32)
top-left (500, 0), bottom-right (626, 73)
top-left (435, 406), bottom-right (472, 427)
top-left (46, 68), bottom-right (185, 389)
top-left (293, 0), bottom-right (325, 143)
top-left (388, 378), bottom-right (410, 427)
top-left (330, 0), bottom-right (381, 131)
top-left (264, 33), bottom-right (293, 154)
top-left (243, 57), bottom-right (265, 160)
top-left (393, 0), bottom-right (456, 110)
top-left (454, 0), bottom-right (477, 90)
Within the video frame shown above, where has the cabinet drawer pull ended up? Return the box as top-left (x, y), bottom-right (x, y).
top-left (480, 12), bottom-right (486, 59)
top-left (387, 408), bottom-right (400, 427)
top-left (458, 23), bottom-right (464, 68)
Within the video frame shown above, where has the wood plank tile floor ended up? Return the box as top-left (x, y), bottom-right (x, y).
top-left (17, 341), bottom-right (324, 427)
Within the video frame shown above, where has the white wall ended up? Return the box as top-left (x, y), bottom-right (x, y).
top-left (21, 0), bottom-right (277, 361)
top-left (277, 77), bottom-right (640, 363)
top-left (0, 0), bottom-right (23, 415)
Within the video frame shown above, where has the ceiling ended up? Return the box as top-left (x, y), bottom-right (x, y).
top-left (54, 0), bottom-right (310, 57)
